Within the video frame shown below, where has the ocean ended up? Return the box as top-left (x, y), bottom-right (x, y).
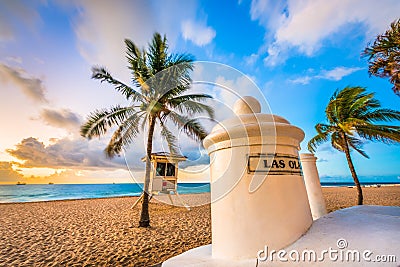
top-left (0, 183), bottom-right (210, 203)
top-left (0, 176), bottom-right (399, 203)
top-left (320, 175), bottom-right (400, 187)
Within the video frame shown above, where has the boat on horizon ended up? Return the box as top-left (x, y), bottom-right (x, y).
top-left (16, 182), bottom-right (26, 185)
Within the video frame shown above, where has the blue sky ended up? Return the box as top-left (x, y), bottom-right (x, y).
top-left (0, 0), bottom-right (399, 184)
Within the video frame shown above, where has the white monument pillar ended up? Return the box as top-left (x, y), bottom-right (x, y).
top-left (203, 96), bottom-right (313, 260)
top-left (300, 153), bottom-right (327, 220)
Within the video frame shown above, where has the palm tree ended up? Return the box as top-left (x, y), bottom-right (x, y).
top-left (308, 86), bottom-right (400, 205)
top-left (81, 33), bottom-right (214, 227)
top-left (363, 19), bottom-right (400, 96)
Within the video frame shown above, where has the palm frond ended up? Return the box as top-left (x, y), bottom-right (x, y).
top-left (307, 132), bottom-right (330, 153)
top-left (356, 124), bottom-right (400, 144)
top-left (159, 121), bottom-right (178, 155)
top-left (125, 39), bottom-right (152, 93)
top-left (168, 97), bottom-right (214, 119)
top-left (167, 112), bottom-right (208, 141)
top-left (169, 93), bottom-right (213, 103)
top-left (362, 19), bottom-right (400, 95)
top-left (91, 67), bottom-right (143, 101)
top-left (346, 135), bottom-right (369, 158)
top-left (80, 106), bottom-right (135, 139)
top-left (149, 64), bottom-right (193, 102)
top-left (105, 111), bottom-right (145, 157)
top-left (310, 86), bottom-right (400, 157)
top-left (148, 33), bottom-right (168, 74)
top-left (315, 123), bottom-right (334, 134)
top-left (166, 53), bottom-right (195, 68)
top-left (361, 108), bottom-right (400, 122)
top-left (330, 131), bottom-right (345, 152)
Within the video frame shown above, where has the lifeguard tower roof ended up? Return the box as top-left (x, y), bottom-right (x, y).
top-left (140, 152), bottom-right (187, 162)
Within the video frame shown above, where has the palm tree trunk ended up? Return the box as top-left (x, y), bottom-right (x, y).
top-left (342, 135), bottom-right (363, 205)
top-left (139, 116), bottom-right (156, 227)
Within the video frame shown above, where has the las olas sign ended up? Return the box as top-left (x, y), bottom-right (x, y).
top-left (247, 154), bottom-right (302, 175)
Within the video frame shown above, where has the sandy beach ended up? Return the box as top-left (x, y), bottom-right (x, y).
top-left (1, 186), bottom-right (399, 267)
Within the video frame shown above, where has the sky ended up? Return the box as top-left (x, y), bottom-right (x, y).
top-left (0, 0), bottom-right (400, 184)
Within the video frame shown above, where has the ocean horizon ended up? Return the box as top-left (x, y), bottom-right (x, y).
top-left (1, 176), bottom-right (399, 203)
top-left (0, 183), bottom-right (210, 203)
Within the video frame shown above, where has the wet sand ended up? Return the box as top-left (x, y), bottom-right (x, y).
top-left (0, 186), bottom-right (399, 266)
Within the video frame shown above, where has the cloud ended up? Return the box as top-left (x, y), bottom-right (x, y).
top-left (316, 143), bottom-right (337, 153)
top-left (250, 0), bottom-right (287, 35)
top-left (319, 67), bottom-right (363, 81)
top-left (290, 76), bottom-right (312, 85)
top-left (204, 74), bottom-right (263, 123)
top-left (0, 0), bottom-right (42, 42)
top-left (0, 164), bottom-right (133, 184)
top-left (181, 20), bottom-right (216, 46)
top-left (0, 161), bottom-right (24, 183)
top-left (244, 53), bottom-right (259, 66)
top-left (5, 56), bottom-right (23, 64)
top-left (66, 0), bottom-right (199, 81)
top-left (290, 66), bottom-right (363, 85)
top-left (39, 108), bottom-right (82, 132)
top-left (0, 63), bottom-right (48, 103)
top-left (250, 0), bottom-right (400, 66)
top-left (6, 137), bottom-right (126, 170)
top-left (24, 168), bottom-right (132, 184)
top-left (263, 42), bottom-right (289, 67)
top-left (71, 0), bottom-right (155, 79)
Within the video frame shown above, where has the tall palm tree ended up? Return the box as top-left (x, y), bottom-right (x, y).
top-left (363, 19), bottom-right (400, 96)
top-left (81, 33), bottom-right (214, 227)
top-left (308, 86), bottom-right (400, 205)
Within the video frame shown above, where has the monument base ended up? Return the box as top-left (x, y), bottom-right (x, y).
top-left (162, 206), bottom-right (400, 267)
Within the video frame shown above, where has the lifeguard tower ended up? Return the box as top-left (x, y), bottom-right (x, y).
top-left (131, 152), bottom-right (190, 210)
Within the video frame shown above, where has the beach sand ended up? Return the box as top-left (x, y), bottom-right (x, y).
top-left (323, 185), bottom-right (400, 212)
top-left (1, 186), bottom-right (399, 267)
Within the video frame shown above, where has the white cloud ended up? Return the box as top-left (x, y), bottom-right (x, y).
top-left (67, 0), bottom-right (199, 82)
top-left (181, 20), bottom-right (216, 46)
top-left (0, 63), bottom-right (48, 103)
top-left (250, 0), bottom-right (287, 34)
top-left (70, 0), bottom-right (155, 82)
top-left (290, 76), bottom-right (312, 85)
top-left (250, 0), bottom-right (400, 66)
top-left (244, 53), bottom-right (259, 66)
top-left (214, 75), bottom-right (259, 109)
top-left (263, 42), bottom-right (289, 66)
top-left (290, 66), bottom-right (363, 84)
top-left (5, 56), bottom-right (23, 64)
top-left (319, 67), bottom-right (363, 81)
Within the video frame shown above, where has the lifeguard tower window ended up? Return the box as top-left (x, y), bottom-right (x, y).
top-left (156, 162), bottom-right (176, 177)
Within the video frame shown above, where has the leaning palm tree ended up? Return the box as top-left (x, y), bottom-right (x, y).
top-left (308, 86), bottom-right (400, 205)
top-left (363, 19), bottom-right (400, 95)
top-left (81, 33), bottom-right (214, 227)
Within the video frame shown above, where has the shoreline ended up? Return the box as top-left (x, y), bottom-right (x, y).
top-left (0, 191), bottom-right (211, 205)
top-left (321, 183), bottom-right (400, 188)
top-left (2, 182), bottom-right (399, 186)
top-left (1, 183), bottom-right (400, 205)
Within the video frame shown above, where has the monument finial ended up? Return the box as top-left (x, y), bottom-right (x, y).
top-left (233, 96), bottom-right (261, 115)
